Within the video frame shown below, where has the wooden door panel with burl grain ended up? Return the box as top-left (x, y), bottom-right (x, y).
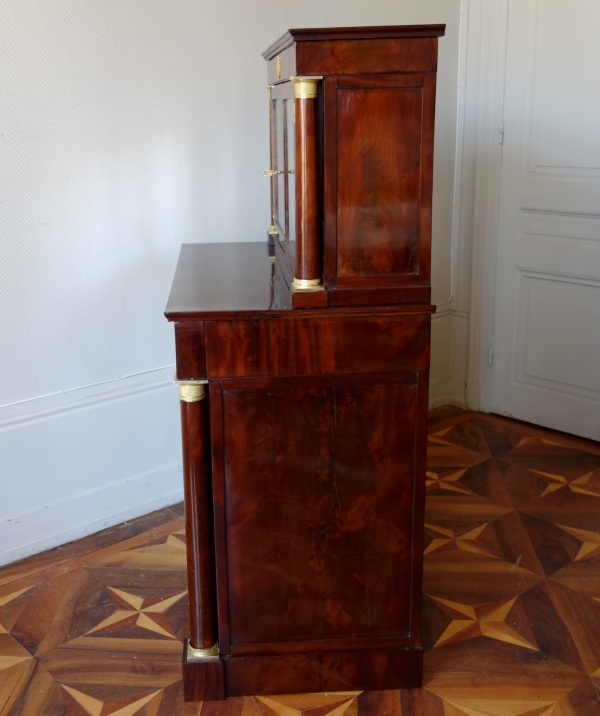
top-left (218, 375), bottom-right (419, 650)
top-left (324, 74), bottom-right (436, 295)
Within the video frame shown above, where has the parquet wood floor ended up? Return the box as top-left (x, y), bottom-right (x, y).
top-left (2, 408), bottom-right (600, 715)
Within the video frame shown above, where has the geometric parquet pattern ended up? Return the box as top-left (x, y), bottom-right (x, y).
top-left (2, 407), bottom-right (600, 714)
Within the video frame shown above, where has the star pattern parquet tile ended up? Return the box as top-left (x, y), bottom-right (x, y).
top-left (1, 413), bottom-right (600, 714)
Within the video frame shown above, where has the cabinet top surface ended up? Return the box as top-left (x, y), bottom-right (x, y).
top-left (262, 24), bottom-right (446, 59)
top-left (164, 243), bottom-right (435, 322)
top-left (165, 242), bottom-right (275, 321)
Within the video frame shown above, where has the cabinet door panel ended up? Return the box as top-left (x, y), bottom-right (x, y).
top-left (323, 73), bottom-right (436, 291)
top-left (337, 85), bottom-right (422, 277)
top-left (222, 377), bottom-right (417, 646)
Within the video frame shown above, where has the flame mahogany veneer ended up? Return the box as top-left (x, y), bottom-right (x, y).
top-left (165, 24), bottom-right (444, 701)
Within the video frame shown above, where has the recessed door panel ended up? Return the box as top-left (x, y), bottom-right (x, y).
top-left (222, 378), bottom-right (417, 646)
top-left (337, 85), bottom-right (423, 278)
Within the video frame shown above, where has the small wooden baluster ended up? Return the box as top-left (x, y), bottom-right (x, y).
top-left (293, 78), bottom-right (321, 289)
top-left (179, 382), bottom-right (218, 653)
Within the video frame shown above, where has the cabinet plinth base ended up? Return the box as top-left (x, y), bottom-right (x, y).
top-left (182, 640), bottom-right (225, 701)
top-left (182, 642), bottom-right (423, 702)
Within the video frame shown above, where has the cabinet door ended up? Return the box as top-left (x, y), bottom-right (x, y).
top-left (324, 73), bottom-right (435, 294)
top-left (271, 82), bottom-right (296, 272)
top-left (215, 374), bottom-right (421, 650)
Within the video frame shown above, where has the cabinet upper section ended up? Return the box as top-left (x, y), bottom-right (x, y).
top-left (263, 25), bottom-right (445, 309)
top-left (263, 25), bottom-right (445, 83)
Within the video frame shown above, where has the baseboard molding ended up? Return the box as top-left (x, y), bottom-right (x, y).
top-left (429, 310), bottom-right (453, 408)
top-left (0, 465), bottom-right (183, 567)
top-left (447, 376), bottom-right (468, 408)
top-left (429, 376), bottom-right (450, 409)
top-left (0, 367), bottom-right (183, 567)
top-left (429, 309), bottom-right (471, 409)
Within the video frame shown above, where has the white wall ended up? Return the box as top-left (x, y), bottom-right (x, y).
top-left (0, 0), bottom-right (463, 566)
top-left (429, 0), bottom-right (492, 410)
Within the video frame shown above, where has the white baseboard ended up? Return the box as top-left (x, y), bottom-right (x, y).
top-left (429, 376), bottom-right (451, 408)
top-left (447, 377), bottom-right (468, 408)
top-left (0, 367), bottom-right (183, 567)
top-left (428, 310), bottom-right (472, 410)
top-left (429, 310), bottom-right (453, 408)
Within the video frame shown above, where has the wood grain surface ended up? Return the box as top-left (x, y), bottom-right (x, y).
top-left (3, 410), bottom-right (600, 714)
top-left (180, 398), bottom-right (217, 651)
top-left (294, 96), bottom-right (320, 283)
top-left (204, 314), bottom-right (431, 378)
top-left (295, 38), bottom-right (438, 76)
top-left (222, 379), bottom-right (416, 646)
top-left (336, 82), bottom-right (422, 279)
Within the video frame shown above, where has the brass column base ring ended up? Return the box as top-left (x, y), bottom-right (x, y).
top-left (187, 640), bottom-right (220, 661)
top-left (292, 277), bottom-right (324, 292)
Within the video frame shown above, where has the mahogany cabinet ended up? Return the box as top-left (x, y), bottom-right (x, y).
top-left (165, 24), bottom-right (444, 701)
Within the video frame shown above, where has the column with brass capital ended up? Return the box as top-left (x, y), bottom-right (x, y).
top-left (177, 380), bottom-right (219, 660)
top-left (292, 76), bottom-right (323, 291)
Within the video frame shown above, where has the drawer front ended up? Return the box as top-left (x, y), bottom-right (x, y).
top-left (205, 314), bottom-right (430, 378)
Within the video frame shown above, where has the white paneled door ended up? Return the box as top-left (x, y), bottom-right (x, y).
top-left (490, 0), bottom-right (600, 439)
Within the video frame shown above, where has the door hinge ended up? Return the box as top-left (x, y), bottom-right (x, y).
top-left (488, 338), bottom-right (494, 367)
top-left (498, 121), bottom-right (505, 145)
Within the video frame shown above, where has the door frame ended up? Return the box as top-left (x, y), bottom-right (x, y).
top-left (464, 0), bottom-right (510, 412)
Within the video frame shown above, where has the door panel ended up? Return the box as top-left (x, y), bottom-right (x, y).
top-left (490, 0), bottom-right (600, 439)
top-left (221, 378), bottom-right (418, 646)
top-left (324, 73), bottom-right (435, 290)
top-left (515, 274), bottom-right (600, 397)
top-left (337, 86), bottom-right (422, 278)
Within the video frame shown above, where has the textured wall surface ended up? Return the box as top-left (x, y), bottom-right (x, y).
top-left (0, 0), bottom-right (461, 564)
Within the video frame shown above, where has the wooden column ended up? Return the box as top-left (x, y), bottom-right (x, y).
top-left (293, 77), bottom-right (321, 290)
top-left (179, 381), bottom-right (219, 657)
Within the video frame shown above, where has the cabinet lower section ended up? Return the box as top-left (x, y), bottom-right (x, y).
top-left (175, 312), bottom-right (431, 700)
top-left (182, 640), bottom-right (423, 701)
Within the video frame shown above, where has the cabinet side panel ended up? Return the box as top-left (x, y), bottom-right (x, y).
top-left (337, 86), bottom-right (423, 279)
top-left (222, 378), bottom-right (417, 645)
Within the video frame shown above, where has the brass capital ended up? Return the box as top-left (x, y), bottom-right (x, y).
top-left (292, 77), bottom-right (321, 99)
top-left (178, 383), bottom-right (206, 402)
